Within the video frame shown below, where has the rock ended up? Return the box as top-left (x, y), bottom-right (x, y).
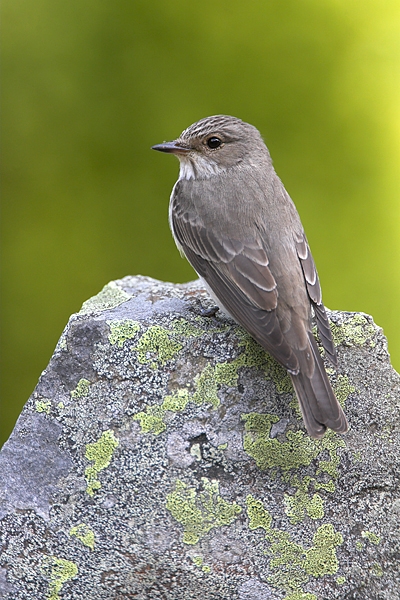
top-left (0, 275), bottom-right (399, 600)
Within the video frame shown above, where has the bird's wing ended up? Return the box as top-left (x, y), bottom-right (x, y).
top-left (171, 191), bottom-right (300, 373)
top-left (294, 233), bottom-right (337, 367)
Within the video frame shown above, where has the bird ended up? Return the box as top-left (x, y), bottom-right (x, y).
top-left (152, 115), bottom-right (348, 439)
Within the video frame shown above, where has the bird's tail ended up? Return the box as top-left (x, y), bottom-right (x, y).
top-left (290, 332), bottom-right (348, 438)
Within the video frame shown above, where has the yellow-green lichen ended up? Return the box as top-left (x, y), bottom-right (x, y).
top-left (246, 495), bottom-right (343, 594)
top-left (35, 399), bottom-right (51, 414)
top-left (170, 318), bottom-right (205, 337)
top-left (133, 405), bottom-right (166, 435)
top-left (235, 329), bottom-right (293, 393)
top-left (242, 413), bottom-right (319, 472)
top-left (361, 530), bottom-right (381, 545)
top-left (85, 430), bottom-right (119, 496)
top-left (192, 365), bottom-right (220, 407)
top-left (303, 524), bottom-right (343, 577)
top-left (41, 556), bottom-right (78, 600)
top-left (57, 402), bottom-right (64, 410)
top-left (70, 378), bottom-right (91, 399)
top-left (166, 478), bottom-right (241, 545)
top-left (284, 593), bottom-right (317, 600)
top-left (284, 477), bottom-right (324, 524)
top-left (315, 431), bottom-right (346, 478)
top-left (334, 375), bottom-right (356, 408)
top-left (371, 563), bottom-right (383, 577)
top-left (133, 390), bottom-right (190, 435)
top-left (79, 281), bottom-right (130, 314)
top-left (161, 389), bottom-right (190, 412)
top-left (69, 523), bottom-right (95, 550)
top-left (132, 325), bottom-right (182, 368)
top-left (192, 556), bottom-right (210, 572)
top-left (336, 576), bottom-right (346, 584)
top-left (218, 442), bottom-right (228, 450)
top-left (246, 494), bottom-right (273, 531)
top-left (330, 314), bottom-right (376, 348)
top-left (355, 541), bottom-right (363, 551)
top-left (107, 319), bottom-right (140, 347)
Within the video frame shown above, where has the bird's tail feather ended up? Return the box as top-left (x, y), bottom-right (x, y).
top-left (290, 332), bottom-right (348, 439)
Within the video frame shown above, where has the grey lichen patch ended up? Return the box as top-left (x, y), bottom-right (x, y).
top-left (35, 399), bottom-right (51, 414)
top-left (107, 319), bottom-right (140, 347)
top-left (246, 495), bottom-right (343, 595)
top-left (85, 430), bottom-right (119, 496)
top-left (166, 478), bottom-right (242, 545)
top-left (132, 325), bottom-right (183, 368)
top-left (41, 556), bottom-right (78, 600)
top-left (330, 314), bottom-right (376, 348)
top-left (361, 530), bottom-right (381, 545)
top-left (134, 389), bottom-right (190, 435)
top-left (69, 523), bottom-right (95, 550)
top-left (79, 281), bottom-right (130, 315)
top-left (284, 477), bottom-right (324, 524)
top-left (70, 378), bottom-right (91, 399)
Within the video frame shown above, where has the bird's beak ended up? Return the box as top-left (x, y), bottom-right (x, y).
top-left (151, 140), bottom-right (191, 155)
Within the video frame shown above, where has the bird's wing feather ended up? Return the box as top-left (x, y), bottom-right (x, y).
top-left (171, 192), bottom-right (299, 373)
top-left (295, 233), bottom-right (337, 367)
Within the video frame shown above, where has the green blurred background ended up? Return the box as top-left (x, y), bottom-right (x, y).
top-left (1, 0), bottom-right (399, 446)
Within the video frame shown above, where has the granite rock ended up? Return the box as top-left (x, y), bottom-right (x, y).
top-left (0, 275), bottom-right (399, 600)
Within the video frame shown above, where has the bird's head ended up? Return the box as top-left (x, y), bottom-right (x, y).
top-left (152, 115), bottom-right (270, 180)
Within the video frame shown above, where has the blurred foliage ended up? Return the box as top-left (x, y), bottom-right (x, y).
top-left (1, 0), bottom-right (399, 446)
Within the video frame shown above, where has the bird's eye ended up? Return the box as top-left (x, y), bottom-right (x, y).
top-left (206, 137), bottom-right (222, 149)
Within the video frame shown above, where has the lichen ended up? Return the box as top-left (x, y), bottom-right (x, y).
top-left (192, 556), bottom-right (210, 572)
top-left (85, 430), bottom-right (119, 496)
top-left (336, 576), bottom-right (346, 584)
top-left (303, 524), bottom-right (343, 577)
top-left (133, 390), bottom-right (190, 435)
top-left (246, 495), bottom-right (343, 594)
top-left (41, 556), bottom-right (78, 600)
top-left (166, 478), bottom-right (241, 545)
top-left (284, 593), bottom-right (317, 600)
top-left (69, 523), bottom-right (95, 550)
top-left (170, 318), bottom-right (205, 338)
top-left (284, 477), bottom-right (324, 524)
top-left (371, 563), bottom-right (383, 577)
top-left (35, 399), bottom-right (51, 414)
top-left (334, 375), bottom-right (356, 408)
top-left (107, 319), bottom-right (140, 347)
top-left (70, 378), bottom-right (91, 399)
top-left (356, 541), bottom-right (363, 551)
top-left (361, 530), bottom-right (381, 545)
top-left (79, 281), bottom-right (130, 314)
top-left (242, 413), bottom-right (319, 471)
top-left (330, 314), bottom-right (376, 348)
top-left (192, 365), bottom-right (220, 407)
top-left (132, 325), bottom-right (182, 368)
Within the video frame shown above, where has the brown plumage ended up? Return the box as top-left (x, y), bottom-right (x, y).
top-left (152, 115), bottom-right (348, 438)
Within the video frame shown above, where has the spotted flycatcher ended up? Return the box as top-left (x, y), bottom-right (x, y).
top-left (152, 115), bottom-right (348, 438)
